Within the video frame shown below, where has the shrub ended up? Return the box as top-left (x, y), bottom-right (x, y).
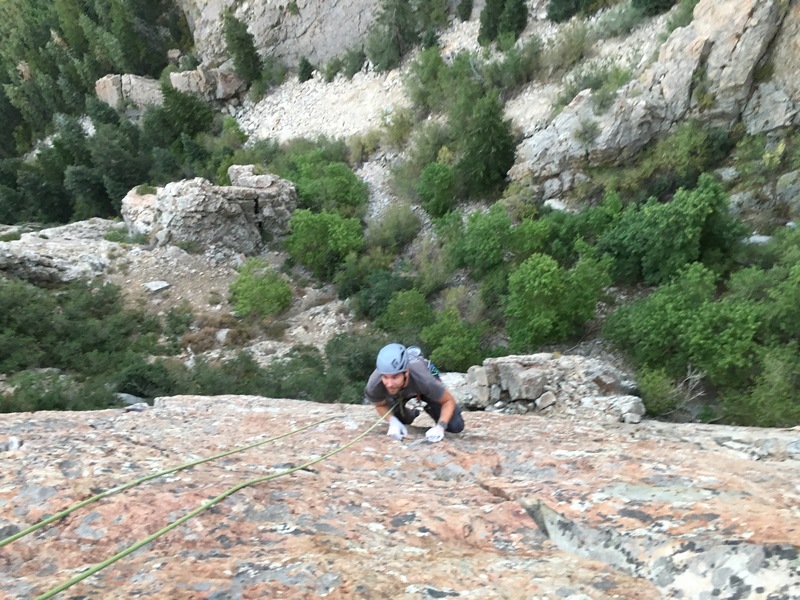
top-left (229, 258), bottom-right (293, 319)
top-left (262, 345), bottom-right (333, 402)
top-left (351, 269), bottom-right (413, 320)
top-left (298, 56), bottom-right (315, 82)
top-left (325, 331), bottom-right (389, 381)
top-left (117, 357), bottom-right (179, 398)
top-left (457, 0), bottom-right (474, 21)
top-left (541, 19), bottom-right (592, 76)
top-left (599, 174), bottom-right (745, 285)
top-left (421, 308), bottom-right (483, 371)
top-left (334, 248), bottom-right (394, 300)
top-left (342, 47), bottom-right (366, 78)
top-left (632, 0), bottom-right (676, 17)
top-left (375, 289), bottom-right (436, 343)
top-left (3, 371), bottom-right (114, 413)
top-left (418, 162), bottom-right (456, 217)
top-left (505, 253), bottom-right (608, 351)
top-left (286, 210), bottom-right (365, 280)
top-left (720, 344), bottom-right (800, 427)
top-left (592, 2), bottom-right (647, 39)
top-left (637, 367), bottom-right (681, 417)
top-left (455, 204), bottom-right (512, 277)
top-left (366, 202), bottom-right (422, 253)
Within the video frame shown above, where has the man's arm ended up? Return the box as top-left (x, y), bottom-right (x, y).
top-left (373, 399), bottom-right (391, 419)
top-left (435, 389), bottom-right (457, 427)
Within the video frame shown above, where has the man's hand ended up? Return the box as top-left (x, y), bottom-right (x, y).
top-left (425, 424), bottom-right (445, 443)
top-left (387, 415), bottom-right (408, 440)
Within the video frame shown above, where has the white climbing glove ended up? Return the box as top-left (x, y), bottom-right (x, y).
top-left (425, 424), bottom-right (445, 443)
top-left (387, 416), bottom-right (408, 440)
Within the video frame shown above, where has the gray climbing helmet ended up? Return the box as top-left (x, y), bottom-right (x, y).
top-left (376, 343), bottom-right (408, 375)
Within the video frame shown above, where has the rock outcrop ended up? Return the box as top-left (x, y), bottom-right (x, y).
top-left (0, 218), bottom-right (122, 284)
top-left (122, 165), bottom-right (298, 254)
top-left (1, 396), bottom-right (798, 598)
top-left (510, 0), bottom-right (798, 183)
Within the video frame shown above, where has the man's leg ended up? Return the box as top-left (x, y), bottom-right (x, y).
top-left (422, 399), bottom-right (464, 433)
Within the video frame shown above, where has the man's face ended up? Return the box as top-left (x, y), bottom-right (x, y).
top-left (380, 371), bottom-right (407, 396)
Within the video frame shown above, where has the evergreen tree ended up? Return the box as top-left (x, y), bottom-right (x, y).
top-left (455, 92), bottom-right (515, 197)
top-left (223, 10), bottom-right (262, 84)
top-left (478, 0), bottom-right (504, 45)
top-left (498, 0), bottom-right (528, 40)
top-left (366, 0), bottom-right (419, 72)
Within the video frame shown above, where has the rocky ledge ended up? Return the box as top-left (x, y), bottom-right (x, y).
top-left (1, 397), bottom-right (798, 599)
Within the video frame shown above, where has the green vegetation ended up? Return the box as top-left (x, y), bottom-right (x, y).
top-left (229, 258), bottom-right (293, 319)
top-left (0, 0), bottom-right (797, 431)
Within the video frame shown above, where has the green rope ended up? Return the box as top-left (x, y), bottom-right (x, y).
top-left (35, 412), bottom-right (385, 600)
top-left (0, 415), bottom-right (339, 549)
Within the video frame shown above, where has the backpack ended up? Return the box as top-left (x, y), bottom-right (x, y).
top-left (406, 346), bottom-right (441, 380)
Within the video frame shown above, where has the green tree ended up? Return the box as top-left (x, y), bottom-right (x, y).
top-left (498, 0), bottom-right (528, 40)
top-left (478, 0), bottom-right (504, 45)
top-left (223, 9), bottom-right (262, 84)
top-left (365, 0), bottom-right (419, 72)
top-left (455, 92), bottom-right (515, 198)
top-left (375, 289), bottom-right (435, 343)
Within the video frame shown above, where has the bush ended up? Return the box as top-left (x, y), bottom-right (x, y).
top-left (286, 210), bottom-right (364, 280)
top-left (262, 345), bottom-right (333, 402)
top-left (637, 367), bottom-right (681, 417)
top-left (632, 0), bottom-right (676, 16)
top-left (720, 344), bottom-right (800, 427)
top-left (455, 204), bottom-right (512, 277)
top-left (457, 0), bottom-right (474, 21)
top-left (421, 308), bottom-right (483, 372)
top-left (599, 174), bottom-right (745, 285)
top-left (229, 258), bottom-right (293, 319)
top-left (117, 357), bottom-right (179, 398)
top-left (351, 269), bottom-right (413, 320)
top-left (366, 202), bottom-right (422, 253)
top-left (298, 56), bottom-right (315, 82)
top-left (2, 371), bottom-right (114, 413)
top-left (343, 47), bottom-right (366, 78)
top-left (454, 92), bottom-right (516, 199)
top-left (375, 289), bottom-right (436, 343)
top-left (418, 162), bottom-right (456, 217)
top-left (505, 253), bottom-right (609, 351)
top-left (325, 331), bottom-right (389, 381)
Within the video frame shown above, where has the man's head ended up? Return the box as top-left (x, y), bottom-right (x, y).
top-left (376, 343), bottom-right (408, 395)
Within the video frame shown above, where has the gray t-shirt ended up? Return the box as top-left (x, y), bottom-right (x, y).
top-left (364, 361), bottom-right (446, 405)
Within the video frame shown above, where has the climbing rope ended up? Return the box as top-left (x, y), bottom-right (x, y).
top-left (34, 411), bottom-right (387, 600)
top-left (0, 415), bottom-right (339, 549)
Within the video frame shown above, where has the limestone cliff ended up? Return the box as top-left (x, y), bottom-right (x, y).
top-left (1, 396), bottom-right (798, 598)
top-left (176, 0), bottom-right (379, 67)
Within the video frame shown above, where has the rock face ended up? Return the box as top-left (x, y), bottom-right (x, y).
top-left (511, 0), bottom-right (797, 182)
top-left (0, 218), bottom-right (122, 284)
top-left (1, 396), bottom-right (798, 598)
top-left (177, 0), bottom-right (379, 67)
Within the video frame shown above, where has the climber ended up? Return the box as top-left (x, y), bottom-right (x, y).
top-left (364, 343), bottom-right (464, 443)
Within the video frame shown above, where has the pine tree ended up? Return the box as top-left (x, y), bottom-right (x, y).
top-left (456, 92), bottom-right (515, 198)
top-left (498, 0), bottom-right (528, 40)
top-left (223, 10), bottom-right (262, 84)
top-left (478, 0), bottom-right (504, 45)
